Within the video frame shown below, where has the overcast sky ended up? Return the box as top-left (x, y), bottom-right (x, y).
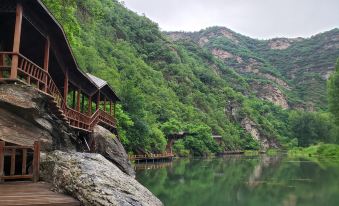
top-left (122, 0), bottom-right (339, 39)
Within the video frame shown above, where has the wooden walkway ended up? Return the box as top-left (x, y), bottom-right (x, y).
top-left (129, 153), bottom-right (174, 162)
top-left (0, 182), bottom-right (80, 206)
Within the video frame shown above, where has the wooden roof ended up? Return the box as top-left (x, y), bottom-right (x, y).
top-left (87, 73), bottom-right (120, 101)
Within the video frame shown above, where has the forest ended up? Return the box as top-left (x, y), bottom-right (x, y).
top-left (42, 0), bottom-right (339, 155)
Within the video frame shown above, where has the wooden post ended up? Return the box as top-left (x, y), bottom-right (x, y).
top-left (22, 149), bottom-right (27, 175)
top-left (10, 3), bottom-right (23, 79)
top-left (32, 141), bottom-right (40, 183)
top-left (81, 93), bottom-right (85, 113)
top-left (88, 96), bottom-right (92, 114)
top-left (77, 89), bottom-right (81, 112)
top-left (110, 100), bottom-right (112, 115)
top-left (0, 54), bottom-right (3, 78)
top-left (43, 37), bottom-right (50, 92)
top-left (10, 149), bottom-right (16, 176)
top-left (72, 89), bottom-right (76, 109)
top-left (96, 91), bottom-right (100, 110)
top-left (63, 70), bottom-right (68, 104)
top-left (0, 141), bottom-right (4, 182)
top-left (114, 102), bottom-right (116, 117)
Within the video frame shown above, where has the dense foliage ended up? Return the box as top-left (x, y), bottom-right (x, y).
top-left (42, 0), bottom-right (338, 154)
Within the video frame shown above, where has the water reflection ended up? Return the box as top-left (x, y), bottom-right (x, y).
top-left (136, 155), bottom-right (339, 206)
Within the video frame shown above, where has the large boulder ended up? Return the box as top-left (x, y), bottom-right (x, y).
top-left (92, 125), bottom-right (135, 177)
top-left (0, 83), bottom-right (77, 151)
top-left (41, 151), bottom-right (163, 206)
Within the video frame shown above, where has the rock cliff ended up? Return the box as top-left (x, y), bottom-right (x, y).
top-left (0, 83), bottom-right (77, 151)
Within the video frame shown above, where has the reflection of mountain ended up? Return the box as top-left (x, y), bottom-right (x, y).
top-left (247, 155), bottom-right (283, 188)
top-left (137, 156), bottom-right (339, 206)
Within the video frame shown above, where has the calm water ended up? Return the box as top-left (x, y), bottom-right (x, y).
top-left (136, 155), bottom-right (339, 206)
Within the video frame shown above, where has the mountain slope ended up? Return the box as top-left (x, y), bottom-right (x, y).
top-left (41, 0), bottom-right (337, 154)
top-left (167, 27), bottom-right (339, 110)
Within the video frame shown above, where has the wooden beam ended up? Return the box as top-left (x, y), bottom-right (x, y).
top-left (0, 141), bottom-right (4, 182)
top-left (77, 89), bottom-right (81, 112)
top-left (10, 3), bottom-right (23, 79)
top-left (43, 37), bottom-right (50, 92)
top-left (32, 141), bottom-right (40, 183)
top-left (88, 96), bottom-right (92, 114)
top-left (63, 70), bottom-right (68, 104)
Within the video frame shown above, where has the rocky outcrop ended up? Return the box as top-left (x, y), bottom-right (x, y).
top-left (0, 83), bottom-right (77, 151)
top-left (240, 117), bottom-right (279, 150)
top-left (41, 151), bottom-right (163, 206)
top-left (92, 125), bottom-right (135, 177)
top-left (252, 82), bottom-right (289, 109)
top-left (267, 38), bottom-right (302, 50)
top-left (226, 101), bottom-right (279, 149)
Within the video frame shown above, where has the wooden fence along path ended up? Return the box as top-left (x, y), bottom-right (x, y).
top-left (129, 152), bottom-right (174, 163)
top-left (0, 141), bottom-right (40, 182)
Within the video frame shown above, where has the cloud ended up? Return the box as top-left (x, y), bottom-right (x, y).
top-left (122, 0), bottom-right (339, 39)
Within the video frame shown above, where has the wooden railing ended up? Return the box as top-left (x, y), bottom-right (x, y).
top-left (0, 52), bottom-right (116, 133)
top-left (129, 152), bottom-right (174, 161)
top-left (0, 141), bottom-right (40, 182)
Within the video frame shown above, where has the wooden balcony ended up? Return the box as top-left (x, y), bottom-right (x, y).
top-left (0, 52), bottom-right (117, 133)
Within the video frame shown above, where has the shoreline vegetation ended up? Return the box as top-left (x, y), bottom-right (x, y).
top-left (288, 143), bottom-right (339, 158)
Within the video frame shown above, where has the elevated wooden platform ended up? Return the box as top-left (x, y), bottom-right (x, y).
top-left (0, 182), bottom-right (80, 206)
top-left (129, 153), bottom-right (174, 163)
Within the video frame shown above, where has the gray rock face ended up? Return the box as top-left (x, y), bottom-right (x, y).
top-left (92, 125), bottom-right (135, 177)
top-left (0, 83), bottom-right (77, 151)
top-left (41, 151), bottom-right (163, 206)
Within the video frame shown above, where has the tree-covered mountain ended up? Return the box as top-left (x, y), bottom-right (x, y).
top-left (167, 27), bottom-right (339, 110)
top-left (42, 0), bottom-right (339, 154)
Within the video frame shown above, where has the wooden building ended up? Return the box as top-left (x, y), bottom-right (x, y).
top-left (0, 0), bottom-right (119, 133)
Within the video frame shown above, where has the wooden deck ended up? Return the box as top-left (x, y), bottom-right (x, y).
top-left (0, 182), bottom-right (80, 206)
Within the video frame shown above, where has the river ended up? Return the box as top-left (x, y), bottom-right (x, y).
top-left (136, 155), bottom-right (339, 206)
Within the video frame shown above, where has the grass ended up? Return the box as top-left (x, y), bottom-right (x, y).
top-left (288, 143), bottom-right (339, 158)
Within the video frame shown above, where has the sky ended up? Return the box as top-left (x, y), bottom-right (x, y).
top-left (122, 0), bottom-right (339, 39)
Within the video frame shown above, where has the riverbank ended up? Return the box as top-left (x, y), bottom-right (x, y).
top-left (288, 143), bottom-right (339, 158)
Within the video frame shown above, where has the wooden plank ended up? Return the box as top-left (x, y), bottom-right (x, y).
top-left (22, 148), bottom-right (27, 175)
top-left (0, 141), bottom-right (4, 182)
top-left (10, 148), bottom-right (16, 176)
top-left (0, 182), bottom-right (80, 206)
top-left (1, 174), bottom-right (33, 180)
top-left (10, 3), bottom-right (23, 79)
